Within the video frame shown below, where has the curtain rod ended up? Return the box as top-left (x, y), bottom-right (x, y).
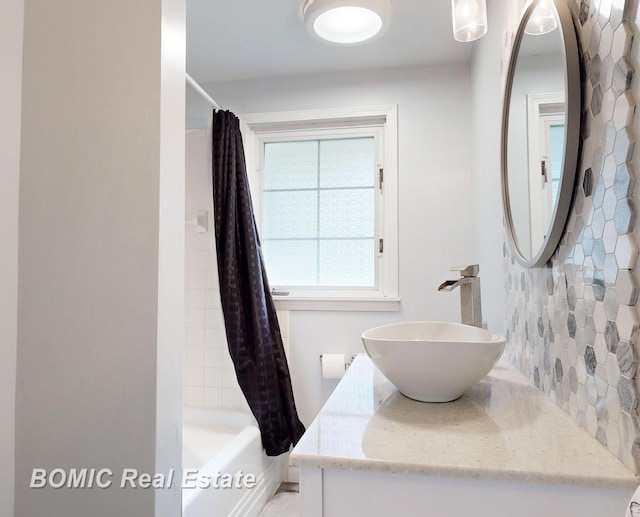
top-left (185, 73), bottom-right (222, 110)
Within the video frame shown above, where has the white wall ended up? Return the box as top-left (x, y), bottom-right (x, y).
top-left (155, 0), bottom-right (186, 513)
top-left (15, 1), bottom-right (184, 515)
top-left (204, 65), bottom-right (475, 424)
top-left (0, 0), bottom-right (24, 514)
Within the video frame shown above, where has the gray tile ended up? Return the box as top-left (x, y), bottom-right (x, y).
top-left (555, 358), bottom-right (564, 383)
top-left (612, 58), bottom-right (632, 97)
top-left (503, 0), bottom-right (638, 472)
top-left (568, 312), bottom-right (577, 339)
top-left (616, 341), bottom-right (636, 378)
top-left (585, 345), bottom-right (597, 375)
top-left (614, 198), bottom-right (635, 234)
top-left (614, 234), bottom-right (638, 269)
top-left (591, 83), bottom-right (604, 116)
top-left (609, 0), bottom-right (626, 28)
top-left (613, 128), bottom-right (635, 165)
top-left (603, 253), bottom-right (619, 285)
top-left (589, 52), bottom-right (602, 87)
top-left (604, 287), bottom-right (619, 319)
top-left (618, 376), bottom-right (636, 413)
top-left (603, 187), bottom-right (618, 220)
top-left (605, 320), bottom-right (620, 353)
top-left (583, 167), bottom-right (594, 196)
top-left (615, 270), bottom-right (638, 305)
top-left (614, 163), bottom-right (633, 199)
top-left (613, 92), bottom-right (633, 130)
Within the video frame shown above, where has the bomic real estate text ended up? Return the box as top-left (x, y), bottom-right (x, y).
top-left (29, 468), bottom-right (257, 489)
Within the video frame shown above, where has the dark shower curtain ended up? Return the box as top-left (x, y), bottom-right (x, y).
top-left (210, 110), bottom-right (305, 456)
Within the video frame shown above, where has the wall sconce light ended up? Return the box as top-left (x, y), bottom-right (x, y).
top-left (451, 0), bottom-right (488, 42)
top-left (525, 0), bottom-right (558, 35)
top-left (303, 0), bottom-right (393, 45)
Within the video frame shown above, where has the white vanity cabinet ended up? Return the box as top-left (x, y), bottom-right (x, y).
top-left (290, 356), bottom-right (638, 517)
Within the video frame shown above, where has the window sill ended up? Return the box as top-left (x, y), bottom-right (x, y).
top-left (272, 296), bottom-right (401, 312)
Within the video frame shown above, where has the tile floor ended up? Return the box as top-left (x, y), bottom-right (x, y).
top-left (257, 483), bottom-right (300, 517)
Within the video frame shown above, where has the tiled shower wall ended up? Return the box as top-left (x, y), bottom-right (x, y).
top-left (184, 129), bottom-right (247, 410)
top-left (184, 129), bottom-right (290, 410)
top-left (503, 0), bottom-right (640, 471)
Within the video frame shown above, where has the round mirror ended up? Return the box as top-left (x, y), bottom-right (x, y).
top-left (501, 0), bottom-right (581, 266)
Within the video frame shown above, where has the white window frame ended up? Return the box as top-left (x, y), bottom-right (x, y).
top-left (240, 105), bottom-right (399, 312)
top-left (526, 92), bottom-right (565, 250)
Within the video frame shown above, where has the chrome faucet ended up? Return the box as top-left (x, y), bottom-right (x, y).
top-left (438, 265), bottom-right (483, 328)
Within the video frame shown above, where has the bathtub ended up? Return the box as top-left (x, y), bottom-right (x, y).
top-left (182, 407), bottom-right (282, 517)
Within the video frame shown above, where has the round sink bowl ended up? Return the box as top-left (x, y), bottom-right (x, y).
top-left (361, 321), bottom-right (506, 402)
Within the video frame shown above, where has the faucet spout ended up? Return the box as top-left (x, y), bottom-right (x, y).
top-left (438, 265), bottom-right (483, 328)
top-left (438, 278), bottom-right (471, 292)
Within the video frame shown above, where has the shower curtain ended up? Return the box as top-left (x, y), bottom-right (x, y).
top-left (211, 110), bottom-right (305, 456)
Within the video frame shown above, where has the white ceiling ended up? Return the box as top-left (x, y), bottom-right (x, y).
top-left (186, 0), bottom-right (475, 85)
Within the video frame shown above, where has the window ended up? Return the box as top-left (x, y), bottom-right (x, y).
top-left (241, 106), bottom-right (399, 311)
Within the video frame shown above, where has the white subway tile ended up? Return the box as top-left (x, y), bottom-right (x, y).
top-left (184, 366), bottom-right (204, 387)
top-left (204, 367), bottom-right (222, 387)
top-left (220, 350), bottom-right (234, 369)
top-left (222, 388), bottom-right (241, 409)
top-left (204, 328), bottom-right (225, 348)
top-left (186, 289), bottom-right (206, 308)
top-left (203, 388), bottom-right (222, 408)
top-left (223, 368), bottom-right (239, 389)
top-left (184, 386), bottom-right (204, 407)
top-left (185, 252), bottom-right (207, 271)
top-left (186, 328), bottom-right (205, 348)
top-left (186, 308), bottom-right (205, 328)
top-left (187, 231), bottom-right (215, 251)
top-left (204, 347), bottom-right (221, 368)
top-left (186, 174), bottom-right (209, 195)
top-left (205, 289), bottom-right (221, 309)
top-left (201, 251), bottom-right (217, 270)
top-left (185, 347), bottom-right (204, 368)
top-left (184, 270), bottom-right (204, 289)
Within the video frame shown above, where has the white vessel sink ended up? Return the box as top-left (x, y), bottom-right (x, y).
top-left (361, 321), bottom-right (506, 402)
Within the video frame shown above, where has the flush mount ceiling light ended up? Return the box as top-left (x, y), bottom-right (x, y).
top-left (302, 0), bottom-right (393, 45)
top-left (525, 0), bottom-right (558, 35)
top-left (451, 0), bottom-right (487, 42)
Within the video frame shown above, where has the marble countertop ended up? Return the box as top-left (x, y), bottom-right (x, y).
top-left (290, 355), bottom-right (639, 489)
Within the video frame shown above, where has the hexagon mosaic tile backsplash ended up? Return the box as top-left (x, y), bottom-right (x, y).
top-left (503, 0), bottom-right (640, 472)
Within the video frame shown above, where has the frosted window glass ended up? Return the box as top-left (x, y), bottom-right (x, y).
top-left (319, 189), bottom-right (375, 238)
top-left (261, 135), bottom-right (378, 289)
top-left (262, 240), bottom-right (318, 286)
top-left (262, 191), bottom-right (318, 239)
top-left (319, 239), bottom-right (375, 287)
top-left (319, 138), bottom-right (375, 188)
top-left (549, 123), bottom-right (565, 200)
top-left (263, 141), bottom-right (318, 190)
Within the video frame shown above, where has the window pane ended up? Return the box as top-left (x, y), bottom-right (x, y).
top-left (319, 138), bottom-right (375, 188)
top-left (319, 189), bottom-right (375, 238)
top-left (261, 134), bottom-right (378, 290)
top-left (264, 141), bottom-right (318, 190)
top-left (549, 123), bottom-right (565, 200)
top-left (262, 240), bottom-right (317, 286)
top-left (319, 239), bottom-right (375, 287)
top-left (262, 190), bottom-right (318, 239)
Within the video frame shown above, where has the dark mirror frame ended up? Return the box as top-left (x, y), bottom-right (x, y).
top-left (501, 0), bottom-right (581, 267)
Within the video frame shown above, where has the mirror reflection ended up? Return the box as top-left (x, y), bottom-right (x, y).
top-left (506, 4), bottom-right (566, 260)
top-left (503, 0), bottom-right (581, 267)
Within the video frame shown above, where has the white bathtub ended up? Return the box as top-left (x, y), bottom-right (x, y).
top-left (182, 407), bottom-right (282, 517)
